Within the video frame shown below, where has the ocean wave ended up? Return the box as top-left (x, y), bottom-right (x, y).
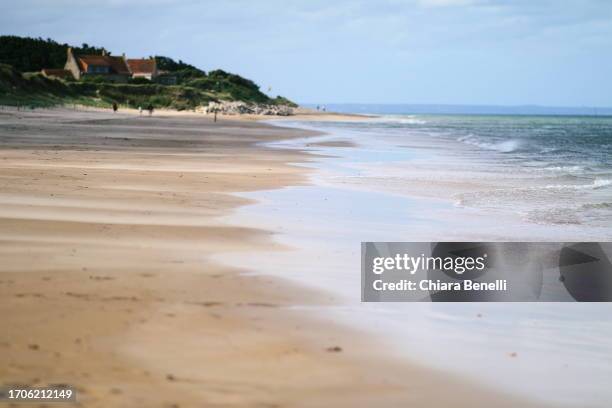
top-left (372, 115), bottom-right (427, 125)
top-left (543, 179), bottom-right (611, 190)
top-left (542, 165), bottom-right (585, 173)
top-left (457, 135), bottom-right (524, 153)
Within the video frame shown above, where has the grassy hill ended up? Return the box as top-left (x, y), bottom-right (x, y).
top-left (0, 36), bottom-right (297, 110)
top-left (0, 63), bottom-right (213, 109)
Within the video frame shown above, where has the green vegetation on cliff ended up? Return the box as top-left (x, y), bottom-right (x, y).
top-left (0, 63), bottom-right (214, 109)
top-left (0, 36), bottom-right (297, 109)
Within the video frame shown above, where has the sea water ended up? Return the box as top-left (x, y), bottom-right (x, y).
top-left (219, 112), bottom-right (612, 406)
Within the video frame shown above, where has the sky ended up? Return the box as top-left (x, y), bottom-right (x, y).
top-left (1, 0), bottom-right (611, 107)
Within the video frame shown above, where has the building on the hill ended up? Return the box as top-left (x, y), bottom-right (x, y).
top-left (64, 47), bottom-right (131, 83)
top-left (126, 57), bottom-right (158, 80)
top-left (127, 57), bottom-right (178, 84)
top-left (41, 68), bottom-right (74, 80)
top-left (41, 48), bottom-right (178, 84)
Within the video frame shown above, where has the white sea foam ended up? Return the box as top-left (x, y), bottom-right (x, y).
top-left (543, 178), bottom-right (611, 190)
top-left (457, 135), bottom-right (524, 153)
top-left (455, 180), bottom-right (612, 211)
top-left (371, 115), bottom-right (427, 125)
top-left (542, 165), bottom-right (585, 173)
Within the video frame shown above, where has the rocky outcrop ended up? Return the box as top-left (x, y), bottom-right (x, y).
top-left (203, 101), bottom-right (294, 116)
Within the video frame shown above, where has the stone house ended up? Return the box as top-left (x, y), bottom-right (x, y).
top-left (42, 48), bottom-right (177, 84)
top-left (64, 47), bottom-right (131, 83)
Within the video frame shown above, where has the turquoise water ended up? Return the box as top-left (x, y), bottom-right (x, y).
top-left (293, 115), bottom-right (612, 233)
top-left (360, 114), bottom-right (612, 172)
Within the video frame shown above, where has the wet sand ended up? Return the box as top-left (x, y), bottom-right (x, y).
top-left (0, 108), bottom-right (550, 407)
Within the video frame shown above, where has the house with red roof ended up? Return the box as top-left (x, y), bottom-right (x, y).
top-left (126, 58), bottom-right (158, 80)
top-left (44, 48), bottom-right (175, 84)
top-left (64, 47), bottom-right (131, 83)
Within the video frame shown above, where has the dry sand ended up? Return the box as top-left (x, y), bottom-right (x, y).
top-left (0, 107), bottom-right (550, 407)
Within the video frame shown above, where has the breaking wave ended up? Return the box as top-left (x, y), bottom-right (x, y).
top-left (542, 165), bottom-right (586, 173)
top-left (457, 135), bottom-right (525, 153)
top-left (543, 179), bottom-right (611, 190)
top-left (373, 115), bottom-right (427, 125)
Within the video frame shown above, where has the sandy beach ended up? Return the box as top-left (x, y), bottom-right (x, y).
top-left (0, 108), bottom-right (554, 407)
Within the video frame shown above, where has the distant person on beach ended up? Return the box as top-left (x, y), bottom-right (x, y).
top-left (138, 106), bottom-right (142, 115)
top-left (112, 102), bottom-right (118, 113)
top-left (147, 104), bottom-right (154, 116)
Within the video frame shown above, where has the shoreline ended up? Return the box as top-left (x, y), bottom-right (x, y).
top-left (222, 117), bottom-right (611, 406)
top-left (0, 108), bottom-right (551, 407)
top-left (0, 104), bottom-right (375, 123)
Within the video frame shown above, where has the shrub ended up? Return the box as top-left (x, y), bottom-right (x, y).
top-left (272, 95), bottom-right (298, 107)
top-left (82, 75), bottom-right (115, 84)
top-left (129, 77), bottom-right (152, 85)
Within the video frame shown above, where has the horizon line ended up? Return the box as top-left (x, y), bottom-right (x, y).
top-left (299, 102), bottom-right (612, 110)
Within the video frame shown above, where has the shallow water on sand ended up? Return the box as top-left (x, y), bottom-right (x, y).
top-left (219, 116), bottom-right (612, 407)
